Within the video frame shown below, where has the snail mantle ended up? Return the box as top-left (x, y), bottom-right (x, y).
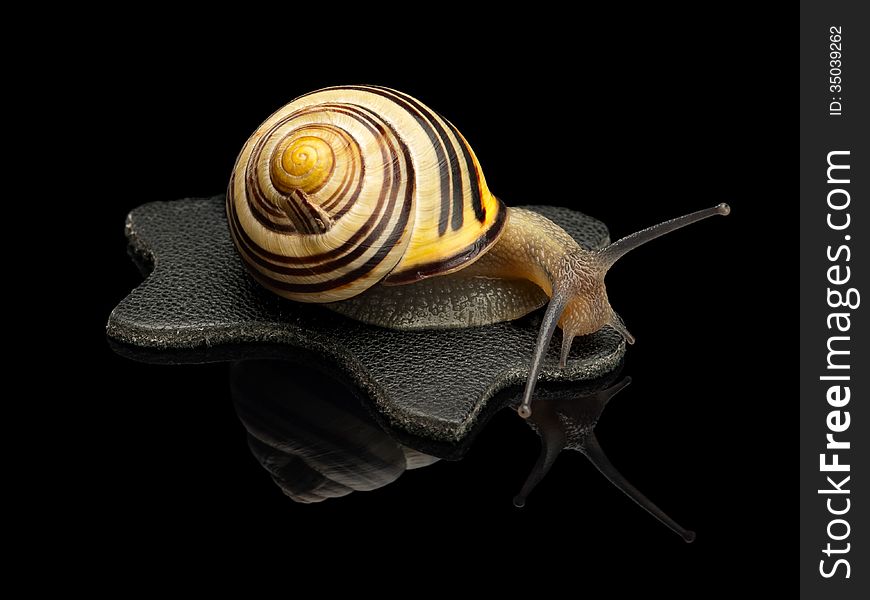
top-left (107, 196), bottom-right (625, 442)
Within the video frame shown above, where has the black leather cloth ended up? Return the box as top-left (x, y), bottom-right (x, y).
top-left (107, 196), bottom-right (624, 441)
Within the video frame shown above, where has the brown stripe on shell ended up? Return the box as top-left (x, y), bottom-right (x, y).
top-left (231, 106), bottom-right (389, 266)
top-left (364, 85), bottom-right (468, 232)
top-left (241, 110), bottom-right (347, 231)
top-left (340, 85), bottom-right (454, 237)
top-left (229, 102), bottom-right (415, 291)
top-left (320, 125), bottom-right (359, 212)
top-left (442, 117), bottom-right (486, 222)
top-left (293, 106), bottom-right (367, 219)
top-left (236, 119), bottom-right (415, 293)
top-left (231, 118), bottom-right (394, 278)
top-left (229, 106), bottom-right (394, 272)
top-left (383, 197), bottom-right (506, 285)
top-left (248, 106), bottom-right (368, 227)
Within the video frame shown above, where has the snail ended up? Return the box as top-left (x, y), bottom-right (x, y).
top-left (227, 85), bottom-right (729, 418)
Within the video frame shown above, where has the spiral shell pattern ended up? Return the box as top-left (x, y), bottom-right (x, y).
top-left (228, 86), bottom-right (506, 303)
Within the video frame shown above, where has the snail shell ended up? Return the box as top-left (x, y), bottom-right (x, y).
top-left (227, 85), bottom-right (506, 302)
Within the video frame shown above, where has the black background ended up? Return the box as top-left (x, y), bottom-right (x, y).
top-left (75, 13), bottom-right (791, 590)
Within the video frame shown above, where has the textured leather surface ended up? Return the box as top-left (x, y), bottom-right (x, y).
top-left (107, 196), bottom-right (625, 441)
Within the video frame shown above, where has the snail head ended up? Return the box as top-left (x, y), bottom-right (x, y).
top-left (518, 203), bottom-right (730, 419)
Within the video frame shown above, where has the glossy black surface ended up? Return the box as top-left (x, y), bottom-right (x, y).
top-left (75, 18), bottom-right (790, 591)
top-left (231, 358), bottom-right (695, 542)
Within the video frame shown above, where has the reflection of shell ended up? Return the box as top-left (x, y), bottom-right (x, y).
top-left (231, 360), bottom-right (438, 503)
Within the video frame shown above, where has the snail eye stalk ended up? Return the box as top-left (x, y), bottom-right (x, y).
top-left (518, 204), bottom-right (730, 419)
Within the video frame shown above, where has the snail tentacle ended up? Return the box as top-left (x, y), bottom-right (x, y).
top-left (519, 205), bottom-right (729, 418)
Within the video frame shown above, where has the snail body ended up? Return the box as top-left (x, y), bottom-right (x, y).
top-left (228, 86), bottom-right (729, 417)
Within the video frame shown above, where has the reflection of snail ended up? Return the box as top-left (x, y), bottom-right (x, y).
top-left (233, 359), bottom-right (694, 540)
top-left (232, 360), bottom-right (438, 502)
top-left (227, 85), bottom-right (729, 418)
top-left (515, 376), bottom-right (695, 542)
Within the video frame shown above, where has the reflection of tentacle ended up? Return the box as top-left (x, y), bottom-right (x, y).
top-left (515, 374), bottom-right (694, 541)
top-left (583, 434), bottom-right (695, 543)
top-left (601, 375), bottom-right (631, 405)
top-left (232, 360), bottom-right (439, 503)
top-left (513, 408), bottom-right (566, 507)
top-left (515, 375), bottom-right (623, 505)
